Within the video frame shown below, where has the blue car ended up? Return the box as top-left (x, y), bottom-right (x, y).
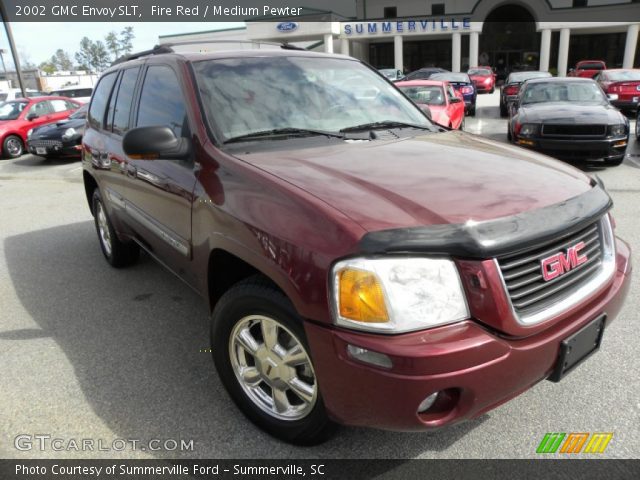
top-left (431, 72), bottom-right (477, 116)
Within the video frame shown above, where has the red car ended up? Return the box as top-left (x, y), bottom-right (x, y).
top-left (568, 60), bottom-right (607, 79)
top-left (0, 96), bottom-right (81, 158)
top-left (468, 66), bottom-right (496, 93)
top-left (396, 79), bottom-right (465, 129)
top-left (595, 68), bottom-right (640, 112)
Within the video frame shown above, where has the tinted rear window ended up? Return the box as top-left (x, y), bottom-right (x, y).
top-left (88, 72), bottom-right (118, 130)
top-left (579, 62), bottom-right (605, 70)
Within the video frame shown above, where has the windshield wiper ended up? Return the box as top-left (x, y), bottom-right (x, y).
top-left (340, 120), bottom-right (431, 133)
top-left (224, 127), bottom-right (345, 144)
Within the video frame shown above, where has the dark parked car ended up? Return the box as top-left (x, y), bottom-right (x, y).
top-left (508, 77), bottom-right (629, 165)
top-left (83, 46), bottom-right (630, 445)
top-left (404, 67), bottom-right (449, 80)
top-left (27, 104), bottom-right (88, 159)
top-left (500, 71), bottom-right (552, 117)
top-left (594, 69), bottom-right (640, 113)
top-left (431, 72), bottom-right (476, 116)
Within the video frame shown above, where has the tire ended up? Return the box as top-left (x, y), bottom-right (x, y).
top-left (3, 135), bottom-right (24, 159)
top-left (92, 189), bottom-right (139, 268)
top-left (468, 105), bottom-right (476, 117)
top-left (604, 156), bottom-right (624, 167)
top-left (500, 103), bottom-right (508, 117)
top-left (490, 87), bottom-right (495, 94)
top-left (507, 125), bottom-right (513, 142)
top-left (459, 117), bottom-right (465, 131)
top-left (211, 277), bottom-right (337, 445)
top-left (636, 114), bottom-right (640, 140)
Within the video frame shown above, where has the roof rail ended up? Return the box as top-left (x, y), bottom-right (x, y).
top-left (112, 45), bottom-right (174, 65)
top-left (111, 40), bottom-right (312, 66)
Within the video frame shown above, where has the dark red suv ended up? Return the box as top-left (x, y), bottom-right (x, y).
top-left (82, 46), bottom-right (631, 445)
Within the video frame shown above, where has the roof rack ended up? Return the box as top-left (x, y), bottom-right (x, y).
top-left (111, 40), bottom-right (310, 65)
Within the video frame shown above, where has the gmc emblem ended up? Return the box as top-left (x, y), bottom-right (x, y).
top-left (540, 241), bottom-right (588, 282)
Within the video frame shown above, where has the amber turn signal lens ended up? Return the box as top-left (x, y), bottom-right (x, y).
top-left (338, 268), bottom-right (389, 323)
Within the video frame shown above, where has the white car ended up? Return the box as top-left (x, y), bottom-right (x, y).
top-left (48, 86), bottom-right (93, 103)
top-left (0, 88), bottom-right (48, 101)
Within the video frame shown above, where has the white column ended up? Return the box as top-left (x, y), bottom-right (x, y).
top-left (623, 23), bottom-right (639, 69)
top-left (469, 32), bottom-right (479, 69)
top-left (324, 34), bottom-right (334, 54)
top-left (539, 29), bottom-right (551, 72)
top-left (340, 38), bottom-right (350, 56)
top-left (557, 28), bottom-right (570, 76)
top-left (394, 35), bottom-right (403, 72)
top-left (452, 32), bottom-right (461, 72)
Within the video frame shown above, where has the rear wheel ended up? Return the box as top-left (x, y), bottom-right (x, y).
top-left (500, 103), bottom-right (508, 117)
top-left (3, 135), bottom-right (24, 159)
top-left (507, 124), bottom-right (513, 142)
top-left (211, 278), bottom-right (337, 445)
top-left (468, 105), bottom-right (476, 117)
top-left (636, 113), bottom-right (640, 140)
top-left (92, 189), bottom-right (139, 268)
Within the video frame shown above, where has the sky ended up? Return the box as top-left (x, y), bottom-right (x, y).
top-left (0, 22), bottom-right (245, 68)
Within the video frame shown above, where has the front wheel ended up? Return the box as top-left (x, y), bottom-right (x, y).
top-left (211, 278), bottom-right (337, 445)
top-left (3, 135), bottom-right (24, 159)
top-left (636, 114), bottom-right (640, 140)
top-left (92, 189), bottom-right (139, 268)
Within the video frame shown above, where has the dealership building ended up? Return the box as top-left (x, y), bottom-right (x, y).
top-left (159, 1), bottom-right (640, 76)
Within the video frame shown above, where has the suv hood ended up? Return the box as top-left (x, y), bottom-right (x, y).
top-left (232, 131), bottom-right (592, 232)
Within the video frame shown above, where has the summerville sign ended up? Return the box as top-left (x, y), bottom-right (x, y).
top-left (343, 18), bottom-right (472, 36)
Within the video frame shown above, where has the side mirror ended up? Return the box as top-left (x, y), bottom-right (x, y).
top-left (607, 93), bottom-right (619, 102)
top-left (123, 126), bottom-right (190, 160)
top-left (26, 112), bottom-right (38, 121)
top-left (419, 104), bottom-right (432, 120)
top-left (450, 97), bottom-right (462, 103)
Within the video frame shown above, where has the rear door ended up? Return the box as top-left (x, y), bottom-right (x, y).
top-left (124, 63), bottom-right (197, 280)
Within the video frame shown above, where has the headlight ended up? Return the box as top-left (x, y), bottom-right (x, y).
top-left (62, 127), bottom-right (77, 139)
top-left (331, 257), bottom-right (469, 333)
top-left (609, 124), bottom-right (626, 136)
top-left (519, 123), bottom-right (539, 136)
top-left (27, 129), bottom-right (33, 138)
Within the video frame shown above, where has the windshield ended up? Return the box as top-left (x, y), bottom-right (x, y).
top-left (379, 69), bottom-right (396, 79)
top-left (509, 71), bottom-right (552, 83)
top-left (606, 70), bottom-right (640, 81)
top-left (0, 101), bottom-right (28, 120)
top-left (398, 85), bottom-right (445, 106)
top-left (578, 62), bottom-right (605, 70)
top-left (193, 56), bottom-right (431, 142)
top-left (522, 81), bottom-right (606, 104)
top-left (69, 104), bottom-right (88, 119)
top-left (431, 73), bottom-right (470, 83)
top-left (469, 68), bottom-right (491, 76)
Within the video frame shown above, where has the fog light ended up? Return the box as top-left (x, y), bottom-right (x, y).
top-left (517, 139), bottom-right (534, 146)
top-left (418, 392), bottom-right (439, 413)
top-left (614, 140), bottom-right (627, 148)
top-left (347, 345), bottom-right (392, 369)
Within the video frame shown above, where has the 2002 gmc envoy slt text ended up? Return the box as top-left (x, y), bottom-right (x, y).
top-left (82, 45), bottom-right (631, 445)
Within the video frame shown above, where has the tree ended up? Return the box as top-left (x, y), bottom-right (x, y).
top-left (105, 27), bottom-right (135, 61)
top-left (75, 37), bottom-right (111, 73)
top-left (39, 61), bottom-right (56, 74)
top-left (51, 49), bottom-right (73, 71)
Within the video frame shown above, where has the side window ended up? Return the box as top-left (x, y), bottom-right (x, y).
top-left (112, 67), bottom-right (140, 136)
top-left (88, 72), bottom-right (118, 130)
top-left (49, 99), bottom-right (69, 112)
top-left (136, 65), bottom-right (188, 138)
top-left (29, 101), bottom-right (52, 117)
top-left (446, 85), bottom-right (456, 100)
top-left (64, 100), bottom-right (78, 110)
top-left (105, 72), bottom-right (122, 132)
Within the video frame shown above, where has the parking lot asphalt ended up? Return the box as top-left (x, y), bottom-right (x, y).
top-left (0, 91), bottom-right (638, 460)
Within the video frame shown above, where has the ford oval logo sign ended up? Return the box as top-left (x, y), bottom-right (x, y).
top-left (277, 22), bottom-right (298, 32)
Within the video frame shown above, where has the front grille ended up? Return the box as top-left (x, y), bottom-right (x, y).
top-left (541, 124), bottom-right (606, 137)
top-left (497, 220), bottom-right (604, 318)
top-left (29, 139), bottom-right (63, 148)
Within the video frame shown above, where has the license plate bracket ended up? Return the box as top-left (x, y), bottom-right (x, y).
top-left (548, 314), bottom-right (606, 382)
top-left (36, 147), bottom-right (47, 155)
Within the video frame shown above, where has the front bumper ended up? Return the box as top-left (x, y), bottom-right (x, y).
top-left (27, 138), bottom-right (82, 157)
top-left (515, 135), bottom-right (628, 161)
top-left (305, 238), bottom-right (630, 431)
